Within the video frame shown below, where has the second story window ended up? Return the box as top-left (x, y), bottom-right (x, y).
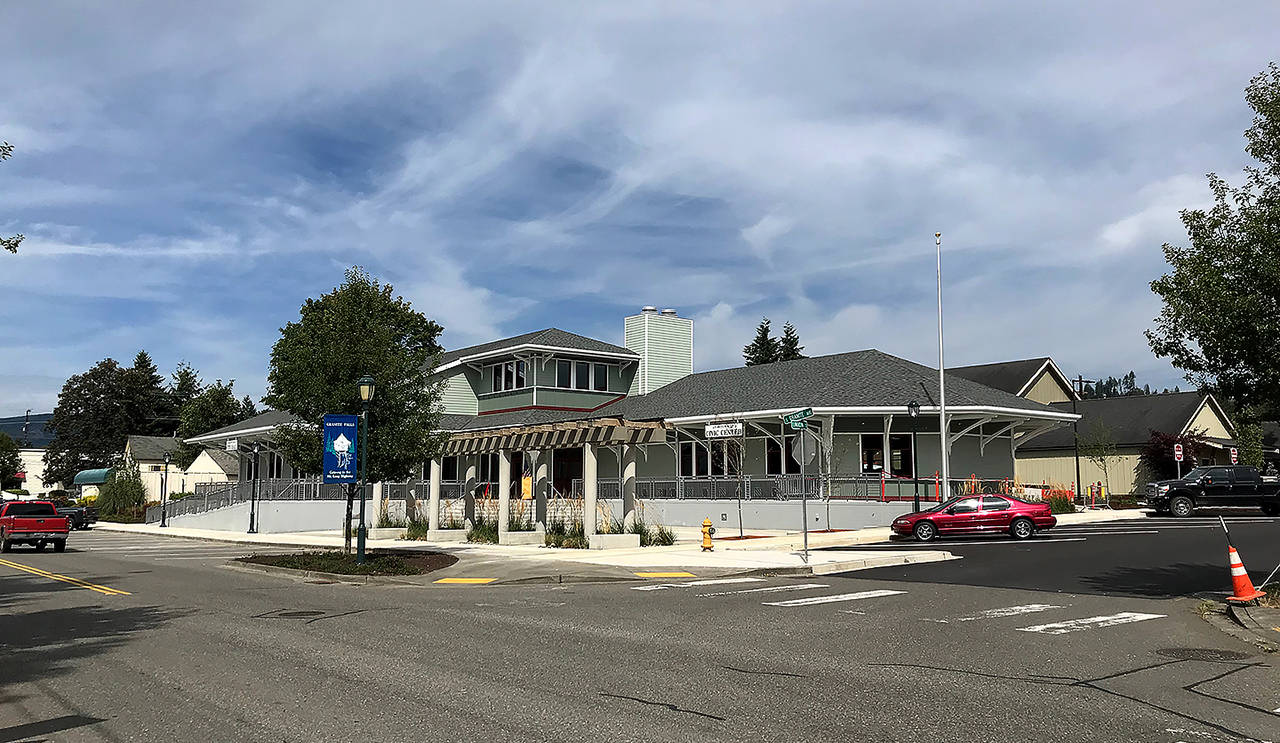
top-left (489, 360), bottom-right (528, 393)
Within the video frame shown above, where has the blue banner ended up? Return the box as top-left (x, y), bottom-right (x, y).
top-left (322, 414), bottom-right (359, 484)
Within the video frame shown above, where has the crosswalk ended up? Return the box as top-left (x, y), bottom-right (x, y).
top-left (630, 576), bottom-right (1166, 634)
top-left (71, 529), bottom-right (254, 563)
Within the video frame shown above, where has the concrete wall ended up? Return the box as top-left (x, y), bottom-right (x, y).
top-left (166, 498), bottom-right (409, 533)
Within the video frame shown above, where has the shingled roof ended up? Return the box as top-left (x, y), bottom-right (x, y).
top-left (948, 357), bottom-right (1061, 397)
top-left (437, 328), bottom-right (636, 367)
top-left (126, 435), bottom-right (181, 462)
top-left (185, 410), bottom-right (299, 443)
top-left (1017, 392), bottom-right (1228, 450)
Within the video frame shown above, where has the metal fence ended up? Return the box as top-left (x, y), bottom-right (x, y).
top-left (563, 475), bottom-right (952, 503)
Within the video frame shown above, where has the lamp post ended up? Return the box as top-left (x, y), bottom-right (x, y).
top-left (248, 442), bottom-right (259, 534)
top-left (160, 452), bottom-right (170, 527)
top-left (935, 232), bottom-right (950, 500)
top-left (356, 375), bottom-right (376, 564)
top-left (908, 400), bottom-right (920, 513)
top-left (1071, 375), bottom-right (1094, 501)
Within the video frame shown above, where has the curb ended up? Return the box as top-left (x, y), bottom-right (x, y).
top-left (1200, 603), bottom-right (1278, 653)
top-left (226, 560), bottom-right (428, 586)
top-left (738, 550), bottom-right (958, 577)
top-left (92, 523), bottom-right (405, 553)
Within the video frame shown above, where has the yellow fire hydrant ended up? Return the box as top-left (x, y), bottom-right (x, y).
top-left (701, 517), bottom-right (715, 552)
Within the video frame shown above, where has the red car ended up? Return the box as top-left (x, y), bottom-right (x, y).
top-left (891, 495), bottom-right (1056, 542)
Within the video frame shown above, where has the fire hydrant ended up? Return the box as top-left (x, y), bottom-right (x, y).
top-left (701, 517), bottom-right (715, 552)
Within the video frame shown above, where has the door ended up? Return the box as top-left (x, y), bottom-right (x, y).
top-left (1229, 466), bottom-right (1259, 506)
top-left (1200, 467), bottom-right (1233, 506)
top-left (976, 495), bottom-right (1015, 531)
top-left (935, 497), bottom-right (982, 534)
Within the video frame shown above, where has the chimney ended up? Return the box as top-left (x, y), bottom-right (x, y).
top-left (624, 306), bottom-right (693, 395)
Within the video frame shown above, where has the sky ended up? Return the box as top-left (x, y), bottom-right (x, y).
top-left (2, 1), bottom-right (1277, 416)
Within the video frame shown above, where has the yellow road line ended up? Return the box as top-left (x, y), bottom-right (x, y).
top-left (433, 577), bottom-right (497, 585)
top-left (0, 558), bottom-right (131, 596)
top-left (634, 571), bottom-right (696, 578)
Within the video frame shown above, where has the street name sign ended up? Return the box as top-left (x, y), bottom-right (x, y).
top-left (783, 407), bottom-right (813, 430)
top-left (705, 421), bottom-right (744, 439)
top-left (322, 414), bottom-right (359, 484)
top-left (1231, 447), bottom-right (1238, 464)
top-left (1173, 443), bottom-right (1183, 462)
top-left (225, 438), bottom-right (238, 452)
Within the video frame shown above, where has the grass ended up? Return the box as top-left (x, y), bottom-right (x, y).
top-left (1195, 599), bottom-right (1226, 618)
top-left (1263, 584), bottom-right (1280, 609)
top-left (467, 514), bottom-right (499, 544)
top-left (376, 513), bottom-right (408, 529)
top-left (242, 551), bottom-right (423, 576)
top-left (545, 519), bottom-right (588, 549)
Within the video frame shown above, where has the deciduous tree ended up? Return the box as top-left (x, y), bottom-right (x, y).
top-left (0, 433), bottom-right (23, 490)
top-left (1, 141), bottom-right (22, 255)
top-left (173, 380), bottom-right (252, 469)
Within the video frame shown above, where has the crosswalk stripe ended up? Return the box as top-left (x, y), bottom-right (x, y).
top-left (697, 583), bottom-right (829, 597)
top-left (1017, 612), bottom-right (1165, 635)
top-left (763, 589), bottom-right (905, 607)
top-left (955, 604), bottom-right (1063, 622)
top-left (631, 577), bottom-right (765, 591)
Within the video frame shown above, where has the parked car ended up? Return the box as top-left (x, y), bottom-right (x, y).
top-left (891, 494), bottom-right (1058, 542)
top-left (0, 500), bottom-right (71, 552)
top-left (53, 501), bottom-right (98, 530)
top-left (1144, 465), bottom-right (1280, 517)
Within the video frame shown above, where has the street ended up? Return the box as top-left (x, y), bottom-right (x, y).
top-left (2, 516), bottom-right (1278, 743)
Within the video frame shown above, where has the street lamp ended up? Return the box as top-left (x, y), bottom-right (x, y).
top-left (356, 374), bottom-right (376, 564)
top-left (907, 400), bottom-right (920, 513)
top-left (248, 442), bottom-right (260, 534)
top-left (935, 232), bottom-right (950, 500)
top-left (160, 451), bottom-right (170, 527)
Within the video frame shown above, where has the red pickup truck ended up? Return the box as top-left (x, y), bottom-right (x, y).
top-left (0, 500), bottom-right (70, 553)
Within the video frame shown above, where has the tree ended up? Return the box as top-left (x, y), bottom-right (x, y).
top-left (240, 395), bottom-right (258, 419)
top-left (1138, 429), bottom-right (1209, 483)
top-left (169, 362), bottom-right (203, 415)
top-left (1078, 422), bottom-right (1121, 495)
top-left (0, 433), bottom-right (23, 490)
top-left (172, 380), bottom-right (251, 469)
top-left (43, 359), bottom-right (134, 486)
top-left (263, 266), bottom-right (448, 483)
top-left (1147, 63), bottom-right (1280, 419)
top-left (2, 141), bottom-right (22, 254)
top-left (122, 350), bottom-right (175, 436)
top-left (96, 461), bottom-right (146, 522)
top-left (777, 322), bottom-right (806, 362)
top-left (743, 318), bottom-right (780, 366)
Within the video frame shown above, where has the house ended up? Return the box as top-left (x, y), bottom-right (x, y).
top-left (183, 409), bottom-right (300, 482)
top-left (124, 435), bottom-right (182, 502)
top-left (0, 411), bottom-right (60, 495)
top-left (949, 357), bottom-right (1078, 404)
top-left (181, 448), bottom-right (239, 491)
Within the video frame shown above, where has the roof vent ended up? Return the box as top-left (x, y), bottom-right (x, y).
top-left (661, 308), bottom-right (678, 316)
top-left (641, 306), bottom-right (658, 313)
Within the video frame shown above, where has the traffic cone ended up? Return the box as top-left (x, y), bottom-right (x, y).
top-left (1226, 545), bottom-right (1266, 604)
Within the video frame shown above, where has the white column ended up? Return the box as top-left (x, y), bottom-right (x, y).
top-left (583, 442), bottom-right (598, 535)
top-left (464, 455), bottom-right (478, 528)
top-left (498, 450), bottom-right (512, 534)
top-left (533, 450), bottom-right (549, 530)
top-left (428, 457), bottom-right (442, 531)
top-left (622, 444), bottom-right (638, 528)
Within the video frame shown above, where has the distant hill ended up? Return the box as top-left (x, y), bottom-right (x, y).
top-left (0, 412), bottom-right (54, 448)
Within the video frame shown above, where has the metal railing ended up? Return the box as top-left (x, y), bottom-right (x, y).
top-left (562, 475), bottom-right (952, 503)
top-left (148, 479), bottom-right (370, 523)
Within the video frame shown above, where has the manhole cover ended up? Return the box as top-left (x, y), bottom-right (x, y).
top-left (1156, 647), bottom-right (1253, 662)
top-left (276, 610), bottom-right (326, 619)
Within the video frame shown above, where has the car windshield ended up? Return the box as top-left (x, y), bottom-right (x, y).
top-left (2, 502), bottom-right (57, 516)
top-left (1182, 468), bottom-right (1211, 480)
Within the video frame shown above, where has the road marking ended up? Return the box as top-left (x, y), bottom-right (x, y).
top-left (1017, 612), bottom-right (1165, 635)
top-left (1049, 530), bottom-right (1158, 536)
top-left (0, 558), bottom-right (131, 596)
top-left (634, 571), bottom-right (696, 578)
top-left (955, 603), bottom-right (1063, 622)
top-left (697, 583), bottom-right (829, 597)
top-left (434, 577), bottom-right (497, 584)
top-left (763, 589), bottom-right (905, 607)
top-left (631, 577), bottom-right (765, 591)
top-left (871, 538), bottom-right (1088, 547)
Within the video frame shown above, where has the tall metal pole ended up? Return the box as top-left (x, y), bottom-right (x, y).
top-left (1072, 376), bottom-right (1083, 500)
top-left (357, 405), bottom-right (369, 564)
top-left (799, 430), bottom-right (809, 563)
top-left (248, 444), bottom-right (259, 534)
top-left (912, 419), bottom-right (920, 513)
top-left (160, 455), bottom-right (169, 527)
top-left (936, 232), bottom-right (949, 500)
top-left (737, 430), bottom-right (745, 539)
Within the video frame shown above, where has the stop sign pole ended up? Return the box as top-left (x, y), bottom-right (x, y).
top-left (1174, 443), bottom-right (1183, 479)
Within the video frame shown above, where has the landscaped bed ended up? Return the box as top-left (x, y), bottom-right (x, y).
top-left (238, 550), bottom-right (457, 576)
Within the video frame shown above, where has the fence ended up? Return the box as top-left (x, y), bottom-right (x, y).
top-left (568, 475), bottom-right (950, 503)
top-left (147, 479), bottom-right (370, 523)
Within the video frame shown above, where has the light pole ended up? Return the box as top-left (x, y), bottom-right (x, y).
top-left (1071, 375), bottom-right (1094, 501)
top-left (935, 232), bottom-right (950, 500)
top-left (248, 442), bottom-right (259, 534)
top-left (908, 401), bottom-right (920, 512)
top-left (160, 451), bottom-right (170, 527)
top-left (357, 375), bottom-right (376, 564)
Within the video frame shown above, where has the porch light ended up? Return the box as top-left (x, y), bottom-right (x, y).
top-left (907, 400), bottom-right (920, 418)
top-left (358, 375), bottom-right (376, 403)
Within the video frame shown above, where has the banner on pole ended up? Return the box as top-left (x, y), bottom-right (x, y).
top-left (322, 414), bottom-right (359, 484)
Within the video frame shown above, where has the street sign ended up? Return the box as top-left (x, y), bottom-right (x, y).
top-left (705, 421), bottom-right (744, 439)
top-left (783, 408), bottom-right (813, 430)
top-left (788, 419), bottom-right (807, 430)
top-left (1174, 443), bottom-right (1184, 463)
top-left (1230, 447), bottom-right (1238, 464)
top-left (225, 438), bottom-right (238, 452)
top-left (322, 414), bottom-right (359, 484)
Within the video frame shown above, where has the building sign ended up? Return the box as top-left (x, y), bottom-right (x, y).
top-left (1230, 447), bottom-right (1238, 465)
top-left (1173, 443), bottom-right (1183, 462)
top-left (226, 438), bottom-right (238, 452)
top-left (322, 414), bottom-right (359, 484)
top-left (705, 421), bottom-right (744, 439)
top-left (782, 407), bottom-right (813, 430)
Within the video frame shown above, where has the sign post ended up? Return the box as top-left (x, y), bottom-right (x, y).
top-left (1174, 442), bottom-right (1184, 479)
top-left (782, 408), bottom-right (814, 563)
top-left (1230, 447), bottom-right (1238, 465)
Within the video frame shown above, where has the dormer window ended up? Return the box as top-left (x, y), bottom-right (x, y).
top-left (490, 360), bottom-right (527, 392)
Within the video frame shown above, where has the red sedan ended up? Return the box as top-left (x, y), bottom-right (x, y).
top-left (891, 495), bottom-right (1057, 542)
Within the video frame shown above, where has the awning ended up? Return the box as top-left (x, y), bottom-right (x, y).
top-left (443, 417), bottom-right (668, 454)
top-left (72, 468), bottom-right (112, 485)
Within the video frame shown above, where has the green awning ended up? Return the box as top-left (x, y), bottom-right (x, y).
top-left (72, 468), bottom-right (112, 485)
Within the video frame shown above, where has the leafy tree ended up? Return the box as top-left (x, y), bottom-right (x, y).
top-left (263, 266), bottom-right (448, 483)
top-left (1236, 419), bottom-right (1265, 468)
top-left (0, 433), bottom-right (23, 490)
top-left (1147, 63), bottom-right (1280, 418)
top-left (43, 359), bottom-right (134, 486)
top-left (743, 317), bottom-right (780, 366)
top-left (173, 380), bottom-right (251, 469)
top-left (1, 141), bottom-right (22, 254)
top-left (169, 362), bottom-right (203, 415)
top-left (96, 461), bottom-right (146, 522)
top-left (1138, 429), bottom-right (1209, 482)
top-left (1078, 422), bottom-right (1120, 494)
top-left (777, 322), bottom-right (806, 362)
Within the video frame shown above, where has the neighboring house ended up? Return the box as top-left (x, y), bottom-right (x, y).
top-left (949, 357), bottom-right (1078, 404)
top-left (182, 448), bottom-right (240, 491)
top-left (183, 410), bottom-right (300, 482)
top-left (0, 411), bottom-right (60, 495)
top-left (124, 435), bottom-right (182, 502)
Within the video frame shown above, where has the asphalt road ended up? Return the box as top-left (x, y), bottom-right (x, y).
top-left (1, 515), bottom-right (1277, 743)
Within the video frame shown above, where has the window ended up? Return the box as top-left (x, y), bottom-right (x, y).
top-left (575, 361), bottom-right (591, 390)
top-left (1232, 466), bottom-right (1258, 483)
top-left (710, 444), bottom-right (726, 476)
top-left (515, 360), bottom-right (526, 388)
top-left (679, 441), bottom-right (694, 477)
top-left (477, 453), bottom-right (503, 483)
top-left (557, 360), bottom-right (572, 388)
top-left (593, 363), bottom-right (609, 391)
top-left (951, 497), bottom-right (981, 514)
top-left (489, 361), bottom-right (529, 393)
top-left (1206, 467), bottom-right (1232, 483)
top-left (269, 454), bottom-right (284, 479)
top-left (982, 496), bottom-right (1010, 511)
top-left (2, 502), bottom-right (56, 516)
top-left (889, 434), bottom-right (913, 478)
top-left (442, 456), bottom-right (459, 482)
top-left (860, 435), bottom-right (884, 474)
top-left (492, 367), bottom-right (502, 393)
top-left (766, 436), bottom-right (801, 475)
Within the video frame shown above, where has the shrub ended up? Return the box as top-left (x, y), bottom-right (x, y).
top-left (1045, 494), bottom-right (1076, 515)
top-left (168, 491), bottom-right (195, 501)
top-left (377, 512), bottom-right (408, 529)
top-left (404, 519), bottom-right (430, 540)
top-left (545, 519), bottom-right (587, 549)
top-left (651, 524), bottom-right (676, 546)
top-left (3, 488), bottom-right (28, 496)
top-left (97, 463), bottom-right (147, 522)
top-left (467, 514), bottom-right (499, 544)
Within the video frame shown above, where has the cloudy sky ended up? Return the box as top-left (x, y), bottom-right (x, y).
top-left (2, 2), bottom-right (1277, 415)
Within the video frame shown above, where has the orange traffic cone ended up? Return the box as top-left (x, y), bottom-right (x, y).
top-left (1226, 545), bottom-right (1266, 604)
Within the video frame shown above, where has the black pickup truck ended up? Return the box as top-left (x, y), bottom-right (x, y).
top-left (53, 501), bottom-right (98, 530)
top-left (1145, 465), bottom-right (1280, 517)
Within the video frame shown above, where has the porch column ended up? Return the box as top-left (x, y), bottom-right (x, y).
top-left (463, 455), bottom-right (478, 528)
top-left (622, 444), bottom-right (638, 528)
top-left (428, 457), bottom-right (442, 531)
top-left (583, 442), bottom-right (598, 535)
top-left (533, 450), bottom-right (549, 529)
top-left (497, 450), bottom-right (512, 535)
top-left (882, 416), bottom-right (892, 479)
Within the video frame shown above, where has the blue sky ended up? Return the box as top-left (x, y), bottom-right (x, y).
top-left (2, 1), bottom-right (1278, 415)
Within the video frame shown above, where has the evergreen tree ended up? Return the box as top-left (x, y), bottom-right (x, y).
top-left (743, 318), bottom-right (780, 366)
top-left (169, 362), bottom-right (203, 415)
top-left (122, 350), bottom-right (174, 435)
top-left (240, 395), bottom-right (258, 419)
top-left (777, 322), bottom-right (806, 361)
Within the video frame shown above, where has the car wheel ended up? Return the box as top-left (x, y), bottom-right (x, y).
top-left (53, 541), bottom-right (66, 553)
top-left (1261, 504), bottom-right (1279, 517)
top-left (0, 539), bottom-right (9, 553)
top-left (1170, 496), bottom-right (1194, 518)
top-left (1010, 518), bottom-right (1035, 540)
top-left (913, 521), bottom-right (937, 542)
top-left (34, 541), bottom-right (46, 552)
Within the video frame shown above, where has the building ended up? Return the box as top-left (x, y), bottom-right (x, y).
top-left (181, 448), bottom-right (239, 491)
top-left (0, 411), bottom-right (60, 495)
top-left (124, 435), bottom-right (182, 502)
top-left (950, 357), bottom-right (1077, 404)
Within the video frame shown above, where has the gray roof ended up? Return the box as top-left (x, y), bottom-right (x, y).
top-left (187, 410), bottom-right (299, 442)
top-left (0, 412), bottom-right (54, 448)
top-left (1018, 392), bottom-right (1224, 450)
top-left (948, 358), bottom-right (1053, 396)
top-left (438, 328), bottom-right (636, 366)
top-left (203, 448), bottom-right (240, 474)
top-left (441, 405), bottom-right (624, 433)
top-left (126, 435), bottom-right (181, 462)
